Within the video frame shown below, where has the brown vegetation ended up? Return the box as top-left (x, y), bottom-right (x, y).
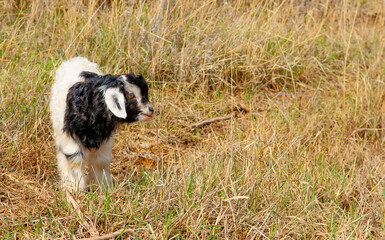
top-left (1, 0), bottom-right (385, 239)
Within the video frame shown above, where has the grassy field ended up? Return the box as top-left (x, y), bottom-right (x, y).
top-left (1, 0), bottom-right (385, 239)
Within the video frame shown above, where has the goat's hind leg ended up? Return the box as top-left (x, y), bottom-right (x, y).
top-left (56, 138), bottom-right (87, 191)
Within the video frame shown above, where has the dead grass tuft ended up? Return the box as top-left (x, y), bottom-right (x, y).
top-left (1, 0), bottom-right (385, 238)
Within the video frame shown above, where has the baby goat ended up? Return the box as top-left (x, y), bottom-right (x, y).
top-left (49, 57), bottom-right (154, 191)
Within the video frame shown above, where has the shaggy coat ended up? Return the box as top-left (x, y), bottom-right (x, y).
top-left (49, 57), bottom-right (153, 191)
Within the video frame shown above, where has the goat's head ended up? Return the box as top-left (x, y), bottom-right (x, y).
top-left (103, 74), bottom-right (154, 123)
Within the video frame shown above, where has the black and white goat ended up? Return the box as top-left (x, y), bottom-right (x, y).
top-left (49, 57), bottom-right (154, 191)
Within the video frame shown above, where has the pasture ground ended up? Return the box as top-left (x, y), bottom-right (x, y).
top-left (1, 0), bottom-right (385, 239)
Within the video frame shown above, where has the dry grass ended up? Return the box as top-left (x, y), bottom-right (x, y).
top-left (1, 0), bottom-right (385, 239)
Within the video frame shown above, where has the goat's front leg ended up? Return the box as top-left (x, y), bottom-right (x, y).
top-left (86, 138), bottom-right (113, 190)
top-left (56, 136), bottom-right (87, 192)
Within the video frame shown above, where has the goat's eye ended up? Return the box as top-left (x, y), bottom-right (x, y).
top-left (126, 92), bottom-right (135, 100)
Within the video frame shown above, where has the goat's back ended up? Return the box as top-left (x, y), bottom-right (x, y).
top-left (49, 57), bottom-right (103, 140)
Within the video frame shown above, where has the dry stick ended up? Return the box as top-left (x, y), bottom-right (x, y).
top-left (78, 228), bottom-right (137, 240)
top-left (191, 114), bottom-right (233, 130)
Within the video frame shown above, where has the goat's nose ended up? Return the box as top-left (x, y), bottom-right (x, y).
top-left (149, 106), bottom-right (154, 114)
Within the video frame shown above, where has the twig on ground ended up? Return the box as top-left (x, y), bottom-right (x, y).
top-left (191, 114), bottom-right (233, 130)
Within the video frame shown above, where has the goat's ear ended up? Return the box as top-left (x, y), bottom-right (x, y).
top-left (104, 88), bottom-right (127, 119)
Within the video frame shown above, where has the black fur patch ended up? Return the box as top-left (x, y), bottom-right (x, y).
top-left (63, 72), bottom-right (149, 149)
top-left (113, 96), bottom-right (121, 110)
top-left (125, 74), bottom-right (149, 104)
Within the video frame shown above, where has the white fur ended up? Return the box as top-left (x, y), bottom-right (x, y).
top-left (104, 87), bottom-right (127, 119)
top-left (50, 57), bottom-right (111, 191)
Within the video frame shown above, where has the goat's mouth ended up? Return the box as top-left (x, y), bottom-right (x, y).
top-left (141, 113), bottom-right (153, 119)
